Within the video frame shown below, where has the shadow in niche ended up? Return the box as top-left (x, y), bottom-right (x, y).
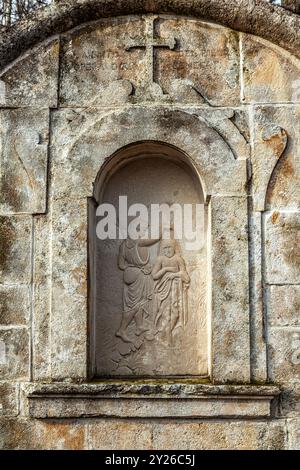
top-left (88, 141), bottom-right (209, 380)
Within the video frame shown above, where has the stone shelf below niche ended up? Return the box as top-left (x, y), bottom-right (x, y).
top-left (25, 382), bottom-right (281, 419)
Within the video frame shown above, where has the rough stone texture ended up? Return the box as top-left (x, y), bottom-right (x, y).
top-left (269, 285), bottom-right (300, 327)
top-left (89, 420), bottom-right (152, 450)
top-left (268, 329), bottom-right (300, 385)
top-left (287, 419), bottom-right (300, 450)
top-left (0, 216), bottom-right (32, 285)
top-left (0, 39), bottom-right (59, 108)
top-left (254, 106), bottom-right (300, 211)
top-left (1, 0), bottom-right (300, 69)
top-left (0, 109), bottom-right (50, 214)
top-left (0, 382), bottom-right (19, 417)
top-left (59, 17), bottom-right (240, 107)
top-left (50, 198), bottom-right (88, 380)
top-left (210, 196), bottom-right (250, 383)
top-left (0, 285), bottom-right (30, 326)
top-left (0, 328), bottom-right (29, 380)
top-left (150, 420), bottom-right (286, 450)
top-left (265, 211), bottom-right (300, 284)
top-left (282, 1), bottom-right (300, 15)
top-left (26, 382), bottom-right (279, 419)
top-left (0, 418), bottom-right (86, 450)
top-left (242, 34), bottom-right (300, 103)
top-left (249, 211), bottom-right (267, 382)
top-left (32, 215), bottom-right (51, 381)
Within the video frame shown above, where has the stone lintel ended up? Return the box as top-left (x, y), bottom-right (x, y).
top-left (26, 383), bottom-right (281, 419)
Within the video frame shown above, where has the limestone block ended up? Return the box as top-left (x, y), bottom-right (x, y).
top-left (210, 196), bottom-right (250, 383)
top-left (89, 420), bottom-right (152, 450)
top-left (51, 107), bottom-right (247, 201)
top-left (0, 216), bottom-right (32, 285)
top-left (156, 17), bottom-right (240, 106)
top-left (0, 109), bottom-right (49, 214)
top-left (0, 382), bottom-right (18, 417)
top-left (249, 211), bottom-right (267, 381)
top-left (0, 418), bottom-right (86, 450)
top-left (269, 285), bottom-right (300, 327)
top-left (0, 328), bottom-right (29, 380)
top-left (50, 198), bottom-right (88, 380)
top-left (242, 34), bottom-right (300, 103)
top-left (287, 419), bottom-right (300, 450)
top-left (265, 212), bottom-right (300, 285)
top-left (0, 40), bottom-right (59, 108)
top-left (253, 106), bottom-right (300, 211)
top-left (268, 328), bottom-right (300, 384)
top-left (32, 215), bottom-right (51, 381)
top-left (280, 383), bottom-right (300, 417)
top-left (0, 285), bottom-right (30, 326)
top-left (151, 421), bottom-right (285, 450)
top-left (59, 17), bottom-right (146, 106)
top-left (59, 16), bottom-right (240, 107)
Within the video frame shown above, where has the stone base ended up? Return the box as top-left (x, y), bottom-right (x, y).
top-left (26, 382), bottom-right (280, 419)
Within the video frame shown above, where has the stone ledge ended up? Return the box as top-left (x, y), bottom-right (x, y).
top-left (26, 382), bottom-right (281, 419)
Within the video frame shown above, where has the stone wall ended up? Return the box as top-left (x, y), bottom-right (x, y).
top-left (0, 0), bottom-right (299, 450)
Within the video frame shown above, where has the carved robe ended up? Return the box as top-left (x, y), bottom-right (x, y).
top-left (154, 273), bottom-right (188, 332)
top-left (120, 240), bottom-right (153, 314)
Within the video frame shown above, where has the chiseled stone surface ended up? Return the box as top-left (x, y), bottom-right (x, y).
top-left (0, 109), bottom-right (49, 214)
top-left (1, 0), bottom-right (300, 69)
top-left (287, 419), bottom-right (300, 450)
top-left (0, 39), bottom-right (59, 108)
top-left (269, 285), bottom-right (300, 327)
top-left (210, 196), bottom-right (250, 383)
top-left (0, 418), bottom-right (86, 450)
top-left (0, 285), bottom-right (30, 326)
top-left (0, 382), bottom-right (19, 417)
top-left (51, 107), bottom-right (246, 200)
top-left (0, 328), bottom-right (29, 380)
top-left (255, 106), bottom-right (300, 211)
top-left (0, 216), bottom-right (32, 285)
top-left (89, 420), bottom-right (152, 450)
top-left (151, 420), bottom-right (286, 450)
top-left (242, 34), bottom-right (300, 104)
top-left (268, 328), bottom-right (300, 385)
top-left (265, 211), bottom-right (300, 285)
top-left (32, 215), bottom-right (51, 381)
top-left (50, 198), bottom-right (88, 380)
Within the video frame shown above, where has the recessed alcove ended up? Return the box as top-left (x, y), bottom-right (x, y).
top-left (89, 142), bottom-right (209, 378)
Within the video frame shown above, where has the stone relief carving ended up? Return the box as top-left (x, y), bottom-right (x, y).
top-left (116, 237), bottom-right (190, 347)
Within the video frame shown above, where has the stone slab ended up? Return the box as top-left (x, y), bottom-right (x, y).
top-left (242, 34), bottom-right (300, 104)
top-left (0, 216), bottom-right (32, 285)
top-left (265, 211), bottom-right (300, 285)
top-left (254, 106), bottom-right (300, 211)
top-left (0, 328), bottom-right (29, 380)
top-left (210, 196), bottom-right (250, 383)
top-left (0, 39), bottom-right (59, 107)
top-left (268, 328), bottom-right (300, 385)
top-left (269, 285), bottom-right (300, 327)
top-left (0, 285), bottom-right (30, 326)
top-left (0, 109), bottom-right (49, 214)
top-left (26, 382), bottom-right (280, 419)
top-left (0, 382), bottom-right (19, 417)
top-left (0, 418), bottom-right (86, 450)
top-left (151, 420), bottom-right (286, 450)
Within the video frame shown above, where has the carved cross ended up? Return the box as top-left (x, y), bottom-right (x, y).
top-left (125, 17), bottom-right (176, 87)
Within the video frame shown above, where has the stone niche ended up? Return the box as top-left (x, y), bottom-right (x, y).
top-left (89, 142), bottom-right (208, 377)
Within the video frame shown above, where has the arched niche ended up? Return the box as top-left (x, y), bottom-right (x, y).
top-left (89, 141), bottom-right (209, 377)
